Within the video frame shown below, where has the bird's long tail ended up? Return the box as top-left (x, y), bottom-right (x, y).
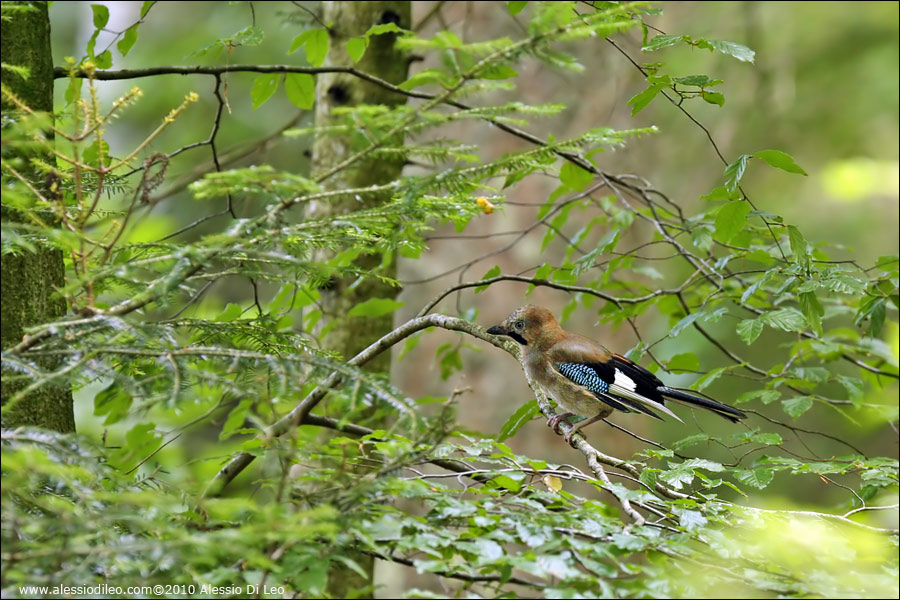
top-left (658, 387), bottom-right (745, 423)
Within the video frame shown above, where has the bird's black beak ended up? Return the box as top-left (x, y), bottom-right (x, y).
top-left (486, 323), bottom-right (527, 345)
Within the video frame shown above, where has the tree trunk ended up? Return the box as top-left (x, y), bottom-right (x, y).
top-left (308, 1), bottom-right (411, 595)
top-left (310, 0), bottom-right (410, 370)
top-left (1, 1), bottom-right (75, 432)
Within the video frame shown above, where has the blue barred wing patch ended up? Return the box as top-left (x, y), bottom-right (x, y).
top-left (557, 362), bottom-right (610, 394)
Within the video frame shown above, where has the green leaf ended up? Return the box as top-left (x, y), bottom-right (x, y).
top-left (533, 263), bottom-right (552, 282)
top-left (796, 280), bottom-right (820, 293)
top-left (752, 432), bottom-right (783, 445)
top-left (94, 50), bottom-right (112, 70)
top-left (611, 533), bottom-right (649, 551)
top-left (660, 458), bottom-right (723, 490)
top-left (701, 91), bottom-right (725, 106)
top-left (436, 343), bottom-right (462, 379)
top-left (782, 396), bottom-right (813, 418)
top-left (754, 149), bottom-right (808, 176)
top-left (639, 468), bottom-right (659, 489)
top-left (673, 433), bottom-right (709, 450)
top-left (82, 139), bottom-right (110, 166)
top-left (700, 186), bottom-right (737, 203)
top-left (306, 29), bottom-right (330, 66)
top-left (117, 24), bottom-right (139, 56)
top-left (790, 366), bottom-right (829, 384)
top-left (86, 29), bottom-right (99, 57)
top-left (415, 395), bottom-right (447, 405)
top-left (837, 375), bottom-right (865, 407)
top-left (559, 161), bottom-right (593, 190)
top-left (288, 28), bottom-right (329, 67)
top-left (667, 353), bottom-right (700, 372)
top-left (737, 389), bottom-right (781, 405)
top-left (682, 458), bottom-right (725, 472)
top-left (741, 269), bottom-right (774, 303)
top-left (723, 154), bottom-right (750, 193)
top-left (760, 307), bottom-right (807, 332)
top-left (250, 73), bottom-right (280, 109)
top-left (348, 297), bottom-right (404, 318)
top-left (284, 73), bottom-right (315, 109)
top-left (874, 254), bottom-right (899, 274)
top-left (855, 297), bottom-right (886, 337)
top-left (91, 4), bottom-right (109, 28)
top-left (294, 562), bottom-right (329, 595)
top-left (398, 334), bottom-right (421, 361)
top-left (498, 400), bottom-right (541, 442)
top-left (673, 75), bottom-right (723, 87)
top-left (480, 64), bottom-right (518, 80)
top-left (364, 22), bottom-right (405, 37)
top-left (798, 291), bottom-right (824, 335)
top-left (733, 429), bottom-right (784, 446)
top-left (123, 423), bottom-right (162, 456)
top-left (623, 342), bottom-right (644, 363)
top-left (507, 1), bottom-right (528, 15)
top-left (691, 225), bottom-right (713, 251)
top-left (703, 39), bottom-right (755, 63)
top-left (788, 225), bottom-right (810, 269)
top-left (737, 319), bottom-right (763, 344)
top-left (93, 384), bottom-right (133, 425)
top-left (597, 229), bottom-right (620, 254)
top-left (824, 273), bottom-right (866, 294)
top-left (670, 312), bottom-right (702, 338)
top-left (216, 302), bottom-right (243, 322)
top-left (399, 68), bottom-right (454, 91)
top-left (233, 25), bottom-right (264, 47)
top-left (693, 366), bottom-right (728, 392)
top-left (346, 37), bottom-right (367, 62)
top-left (641, 34), bottom-right (681, 52)
top-left (679, 509), bottom-right (708, 531)
top-left (714, 200), bottom-right (751, 243)
top-left (735, 468), bottom-right (775, 489)
top-left (65, 77), bottom-right (84, 104)
top-left (627, 84), bottom-right (663, 116)
top-left (476, 265), bottom-right (501, 293)
top-left (220, 398), bottom-right (254, 440)
top-left (489, 474), bottom-right (523, 493)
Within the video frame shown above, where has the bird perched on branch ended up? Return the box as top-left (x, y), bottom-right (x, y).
top-left (486, 305), bottom-right (745, 445)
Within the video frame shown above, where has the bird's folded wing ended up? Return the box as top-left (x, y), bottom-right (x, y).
top-left (554, 359), bottom-right (683, 422)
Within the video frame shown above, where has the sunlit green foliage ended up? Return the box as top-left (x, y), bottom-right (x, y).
top-left (2, 1), bottom-right (897, 598)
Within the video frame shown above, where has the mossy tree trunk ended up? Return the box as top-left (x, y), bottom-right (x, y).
top-left (310, 1), bottom-right (411, 371)
top-left (1, 1), bottom-right (75, 432)
top-left (308, 1), bottom-right (411, 595)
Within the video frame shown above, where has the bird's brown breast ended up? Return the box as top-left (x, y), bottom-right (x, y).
top-left (524, 353), bottom-right (608, 418)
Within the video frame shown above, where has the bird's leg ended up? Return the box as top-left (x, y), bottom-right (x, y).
top-left (547, 412), bottom-right (576, 434)
top-left (563, 413), bottom-right (605, 446)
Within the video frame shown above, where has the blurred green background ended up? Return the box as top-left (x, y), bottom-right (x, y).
top-left (46, 2), bottom-right (898, 592)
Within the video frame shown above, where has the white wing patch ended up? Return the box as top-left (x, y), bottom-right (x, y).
top-left (609, 381), bottom-right (684, 422)
top-left (613, 369), bottom-right (636, 391)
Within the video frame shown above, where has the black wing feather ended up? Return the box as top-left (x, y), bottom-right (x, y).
top-left (557, 354), bottom-right (746, 424)
top-left (555, 360), bottom-right (665, 419)
top-left (606, 355), bottom-right (668, 405)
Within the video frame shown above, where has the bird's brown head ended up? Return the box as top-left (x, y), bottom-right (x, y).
top-left (486, 305), bottom-right (559, 347)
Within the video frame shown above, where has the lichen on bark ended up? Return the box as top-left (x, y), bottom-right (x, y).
top-left (1, 1), bottom-right (75, 432)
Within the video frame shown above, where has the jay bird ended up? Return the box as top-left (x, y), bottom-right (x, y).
top-left (487, 305), bottom-right (745, 445)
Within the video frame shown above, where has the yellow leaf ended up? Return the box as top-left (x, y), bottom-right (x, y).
top-left (543, 475), bottom-right (562, 493)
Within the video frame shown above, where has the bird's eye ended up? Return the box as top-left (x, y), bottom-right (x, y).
top-left (515, 320), bottom-right (525, 330)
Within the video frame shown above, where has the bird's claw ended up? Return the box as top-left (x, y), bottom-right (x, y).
top-left (547, 413), bottom-right (574, 435)
top-left (547, 416), bottom-right (562, 434)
